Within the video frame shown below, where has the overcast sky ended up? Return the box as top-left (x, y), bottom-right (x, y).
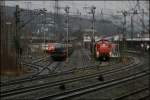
top-left (4, 0), bottom-right (149, 32)
top-left (5, 0), bottom-right (149, 16)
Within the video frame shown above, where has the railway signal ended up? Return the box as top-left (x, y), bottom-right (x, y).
top-left (14, 5), bottom-right (21, 24)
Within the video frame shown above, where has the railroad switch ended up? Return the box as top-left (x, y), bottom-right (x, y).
top-left (59, 84), bottom-right (66, 90)
top-left (98, 75), bottom-right (104, 81)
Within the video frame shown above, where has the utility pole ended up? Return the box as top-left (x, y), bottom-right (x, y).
top-left (25, 1), bottom-right (32, 58)
top-left (130, 14), bottom-right (134, 48)
top-left (39, 8), bottom-right (47, 54)
top-left (133, 0), bottom-right (147, 34)
top-left (138, 8), bottom-right (146, 46)
top-left (117, 9), bottom-right (141, 63)
top-left (64, 6), bottom-right (70, 63)
top-left (129, 2), bottom-right (147, 46)
top-left (91, 6), bottom-right (96, 53)
top-left (15, 5), bottom-right (20, 40)
top-left (100, 9), bottom-right (105, 35)
top-left (122, 11), bottom-right (127, 39)
top-left (141, 9), bottom-right (145, 40)
top-left (130, 10), bottom-right (138, 39)
top-left (84, 6), bottom-right (96, 56)
top-left (76, 10), bottom-right (83, 46)
top-left (117, 10), bottom-right (128, 63)
top-left (43, 8), bottom-right (47, 54)
top-left (131, 15), bottom-right (134, 39)
top-left (76, 10), bottom-right (82, 31)
top-left (122, 11), bottom-right (127, 63)
top-left (53, 6), bottom-right (70, 62)
top-left (54, 0), bottom-right (59, 42)
top-left (14, 5), bottom-right (21, 71)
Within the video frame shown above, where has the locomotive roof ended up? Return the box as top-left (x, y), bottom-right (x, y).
top-left (98, 38), bottom-right (109, 42)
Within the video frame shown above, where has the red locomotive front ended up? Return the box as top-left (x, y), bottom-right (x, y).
top-left (47, 43), bottom-right (55, 53)
top-left (95, 39), bottom-right (112, 61)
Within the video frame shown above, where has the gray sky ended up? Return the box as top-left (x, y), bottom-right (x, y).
top-left (5, 0), bottom-right (149, 32)
top-left (5, 0), bottom-right (149, 16)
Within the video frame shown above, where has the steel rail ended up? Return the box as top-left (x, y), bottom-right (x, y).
top-left (39, 71), bottom-right (149, 100)
top-left (1, 55), bottom-right (125, 87)
top-left (0, 55), bottom-right (134, 90)
top-left (1, 56), bottom-right (142, 98)
top-left (1, 54), bottom-right (136, 91)
top-left (137, 95), bottom-right (150, 100)
top-left (0, 60), bottom-right (53, 86)
top-left (113, 87), bottom-right (149, 100)
top-left (31, 57), bottom-right (48, 64)
top-left (0, 56), bottom-right (49, 84)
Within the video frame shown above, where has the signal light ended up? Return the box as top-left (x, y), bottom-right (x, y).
top-left (15, 5), bottom-right (21, 23)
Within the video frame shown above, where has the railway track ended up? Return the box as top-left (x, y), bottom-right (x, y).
top-left (113, 87), bottom-right (149, 100)
top-left (0, 53), bottom-right (134, 88)
top-left (20, 56), bottom-right (50, 76)
top-left (40, 71), bottom-right (149, 100)
top-left (80, 48), bottom-right (92, 67)
top-left (1, 54), bottom-right (146, 99)
top-left (31, 56), bottom-right (48, 64)
top-left (22, 55), bottom-right (48, 64)
top-left (47, 72), bottom-right (149, 100)
top-left (138, 95), bottom-right (150, 100)
top-left (0, 57), bottom-right (53, 85)
top-left (1, 63), bottom-right (55, 84)
top-left (0, 57), bottom-right (48, 85)
top-left (0, 52), bottom-right (137, 87)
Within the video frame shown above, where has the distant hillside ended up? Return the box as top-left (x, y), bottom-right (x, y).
top-left (5, 6), bottom-right (119, 38)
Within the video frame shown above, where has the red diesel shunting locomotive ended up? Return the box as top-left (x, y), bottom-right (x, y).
top-left (95, 39), bottom-right (112, 61)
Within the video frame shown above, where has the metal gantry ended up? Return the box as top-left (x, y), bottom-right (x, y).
top-left (56, 6), bottom-right (70, 62)
top-left (14, 5), bottom-right (48, 66)
top-left (54, 0), bottom-right (59, 42)
top-left (1, 0), bottom-right (149, 75)
top-left (83, 6), bottom-right (96, 56)
top-left (42, 8), bottom-right (47, 55)
top-left (65, 6), bottom-right (70, 63)
top-left (116, 10), bottom-right (128, 63)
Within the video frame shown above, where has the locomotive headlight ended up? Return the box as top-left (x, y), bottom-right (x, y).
top-left (102, 43), bottom-right (108, 47)
top-left (48, 45), bottom-right (54, 51)
top-left (109, 51), bottom-right (112, 56)
top-left (96, 51), bottom-right (99, 58)
top-left (102, 44), bottom-right (106, 47)
top-left (96, 51), bottom-right (99, 55)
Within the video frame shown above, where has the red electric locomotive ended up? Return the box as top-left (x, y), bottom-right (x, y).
top-left (95, 39), bottom-right (112, 61)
